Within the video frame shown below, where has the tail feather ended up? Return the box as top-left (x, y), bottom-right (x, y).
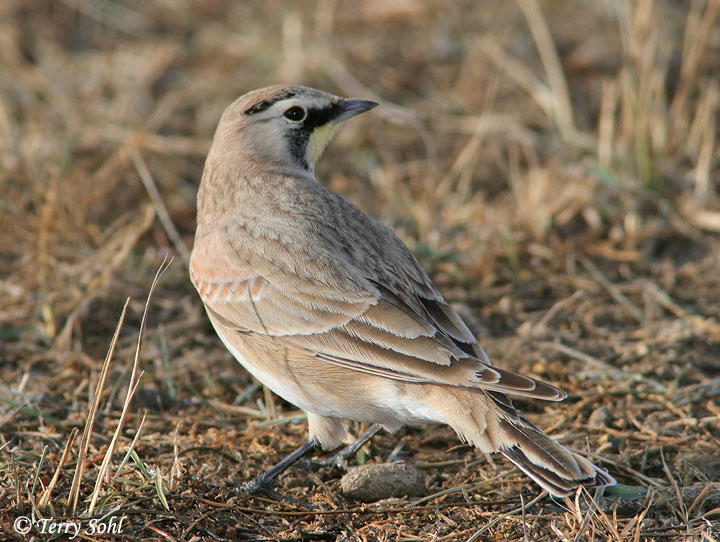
top-left (500, 417), bottom-right (616, 497)
top-left (433, 384), bottom-right (615, 497)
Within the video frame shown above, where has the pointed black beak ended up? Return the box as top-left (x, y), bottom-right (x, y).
top-left (335, 99), bottom-right (379, 122)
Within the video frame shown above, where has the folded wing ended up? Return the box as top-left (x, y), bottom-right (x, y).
top-left (190, 225), bottom-right (565, 402)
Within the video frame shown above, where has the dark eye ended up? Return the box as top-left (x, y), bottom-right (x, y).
top-left (283, 106), bottom-right (306, 122)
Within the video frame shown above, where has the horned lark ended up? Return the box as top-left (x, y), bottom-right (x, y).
top-left (190, 85), bottom-right (615, 497)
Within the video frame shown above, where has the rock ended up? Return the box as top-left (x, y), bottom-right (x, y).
top-left (340, 463), bottom-right (426, 502)
top-left (588, 406), bottom-right (613, 429)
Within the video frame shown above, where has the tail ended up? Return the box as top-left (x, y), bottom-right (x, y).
top-left (418, 385), bottom-right (615, 497)
top-left (499, 415), bottom-right (616, 497)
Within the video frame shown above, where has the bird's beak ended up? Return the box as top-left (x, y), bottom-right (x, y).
top-left (306, 99), bottom-right (378, 167)
top-left (335, 99), bottom-right (379, 122)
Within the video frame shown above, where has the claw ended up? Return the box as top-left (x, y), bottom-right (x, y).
top-left (233, 439), bottom-right (318, 503)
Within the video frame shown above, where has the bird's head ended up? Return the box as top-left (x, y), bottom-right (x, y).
top-left (211, 85), bottom-right (377, 178)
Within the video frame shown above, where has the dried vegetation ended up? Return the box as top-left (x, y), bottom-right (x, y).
top-left (1, 0), bottom-right (719, 540)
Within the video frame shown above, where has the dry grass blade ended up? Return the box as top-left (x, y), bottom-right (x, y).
top-left (659, 448), bottom-right (688, 525)
top-left (111, 410), bottom-right (147, 483)
top-left (671, 0), bottom-right (720, 128)
top-left (407, 477), bottom-right (504, 507)
top-left (520, 493), bottom-right (529, 542)
top-left (465, 491), bottom-right (546, 541)
top-left (154, 467), bottom-right (170, 512)
top-left (67, 298), bottom-right (130, 516)
top-left (39, 427), bottom-right (78, 509)
top-left (579, 254), bottom-right (645, 325)
top-left (539, 341), bottom-right (666, 392)
top-left (30, 445), bottom-right (48, 506)
top-left (326, 58), bottom-right (436, 157)
top-left (87, 255), bottom-right (173, 516)
top-left (530, 290), bottom-right (585, 336)
top-left (60, 0), bottom-right (150, 35)
top-left (598, 80), bottom-right (619, 168)
top-left (571, 486), bottom-right (605, 542)
top-left (630, 494), bottom-right (654, 542)
top-left (479, 38), bottom-right (554, 125)
top-left (130, 146), bottom-right (191, 264)
top-left (689, 81), bottom-right (719, 199)
top-left (515, 0), bottom-right (576, 141)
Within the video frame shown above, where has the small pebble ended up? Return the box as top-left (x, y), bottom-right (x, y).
top-left (340, 463), bottom-right (426, 502)
top-left (588, 406), bottom-right (613, 429)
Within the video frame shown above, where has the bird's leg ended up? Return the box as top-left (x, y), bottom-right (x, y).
top-left (316, 423), bottom-right (382, 468)
top-left (236, 424), bottom-right (382, 500)
top-left (238, 438), bottom-right (317, 499)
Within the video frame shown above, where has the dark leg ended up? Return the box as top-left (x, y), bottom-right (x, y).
top-left (316, 423), bottom-right (382, 468)
top-left (238, 439), bottom-right (317, 498)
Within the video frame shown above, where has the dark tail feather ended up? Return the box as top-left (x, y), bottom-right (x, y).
top-left (500, 418), bottom-right (615, 497)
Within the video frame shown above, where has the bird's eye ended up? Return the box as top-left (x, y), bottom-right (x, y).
top-left (283, 106), bottom-right (307, 122)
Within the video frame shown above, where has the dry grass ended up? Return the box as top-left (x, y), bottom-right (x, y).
top-left (1, 0), bottom-right (719, 540)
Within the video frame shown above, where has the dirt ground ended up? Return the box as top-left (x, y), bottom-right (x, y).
top-left (1, 0), bottom-right (720, 540)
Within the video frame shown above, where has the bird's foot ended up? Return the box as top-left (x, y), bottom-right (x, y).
top-left (236, 478), bottom-right (308, 507)
top-left (235, 473), bottom-right (316, 508)
top-left (234, 439), bottom-right (318, 507)
top-left (236, 471), bottom-right (282, 497)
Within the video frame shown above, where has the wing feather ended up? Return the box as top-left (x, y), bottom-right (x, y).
top-left (190, 185), bottom-right (565, 402)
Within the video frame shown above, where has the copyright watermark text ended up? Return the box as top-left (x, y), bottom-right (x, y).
top-left (13, 515), bottom-right (127, 539)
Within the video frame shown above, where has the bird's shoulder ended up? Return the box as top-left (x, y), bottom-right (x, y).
top-left (192, 175), bottom-right (483, 348)
top-left (224, 177), bottom-right (440, 302)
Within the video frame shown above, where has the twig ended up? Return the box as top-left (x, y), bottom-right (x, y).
top-left (465, 491), bottom-right (547, 541)
top-left (407, 476), bottom-right (503, 507)
top-left (578, 254), bottom-right (645, 325)
top-left (540, 341), bottom-right (667, 392)
top-left (530, 290), bottom-right (585, 335)
top-left (130, 146), bottom-right (191, 264)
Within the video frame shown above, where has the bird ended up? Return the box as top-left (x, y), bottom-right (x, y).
top-left (189, 84), bottom-right (615, 498)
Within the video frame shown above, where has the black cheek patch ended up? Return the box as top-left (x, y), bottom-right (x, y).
top-left (303, 103), bottom-right (344, 130)
top-left (283, 103), bottom-right (345, 170)
top-left (285, 128), bottom-right (310, 170)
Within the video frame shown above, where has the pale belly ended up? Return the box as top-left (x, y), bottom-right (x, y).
top-left (214, 326), bottom-right (321, 414)
top-left (213, 324), bottom-right (446, 429)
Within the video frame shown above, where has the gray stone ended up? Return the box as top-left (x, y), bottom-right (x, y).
top-left (340, 462), bottom-right (426, 502)
top-left (588, 406), bottom-right (613, 429)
